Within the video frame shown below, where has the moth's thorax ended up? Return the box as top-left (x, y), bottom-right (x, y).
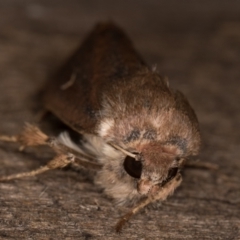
top-left (97, 107), bottom-right (200, 158)
top-left (97, 69), bottom-right (200, 154)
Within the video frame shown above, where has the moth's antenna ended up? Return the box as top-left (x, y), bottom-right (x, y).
top-left (109, 143), bottom-right (137, 159)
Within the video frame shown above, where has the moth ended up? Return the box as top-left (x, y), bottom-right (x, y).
top-left (0, 22), bottom-right (202, 231)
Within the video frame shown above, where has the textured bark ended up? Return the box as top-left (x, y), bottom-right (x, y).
top-left (0, 1), bottom-right (239, 239)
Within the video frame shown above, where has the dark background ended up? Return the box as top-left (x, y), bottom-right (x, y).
top-left (0, 1), bottom-right (239, 239)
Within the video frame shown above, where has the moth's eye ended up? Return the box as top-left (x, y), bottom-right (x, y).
top-left (166, 167), bottom-right (178, 182)
top-left (123, 156), bottom-right (142, 179)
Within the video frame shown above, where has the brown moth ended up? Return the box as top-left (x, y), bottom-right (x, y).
top-left (0, 22), bottom-right (201, 231)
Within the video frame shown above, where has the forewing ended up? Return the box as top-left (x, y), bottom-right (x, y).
top-left (43, 22), bottom-right (146, 134)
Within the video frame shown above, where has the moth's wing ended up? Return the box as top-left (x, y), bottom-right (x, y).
top-left (43, 22), bottom-right (146, 134)
top-left (173, 90), bottom-right (201, 155)
top-left (174, 90), bottom-right (199, 130)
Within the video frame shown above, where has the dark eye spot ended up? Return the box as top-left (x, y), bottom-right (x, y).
top-left (123, 156), bottom-right (142, 179)
top-left (162, 167), bottom-right (178, 186)
top-left (167, 167), bottom-right (178, 182)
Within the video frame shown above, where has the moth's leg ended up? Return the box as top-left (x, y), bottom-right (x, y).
top-left (0, 124), bottom-right (102, 181)
top-left (115, 173), bottom-right (182, 232)
top-left (0, 123), bottom-right (49, 151)
top-left (0, 154), bottom-right (73, 181)
top-left (185, 161), bottom-right (218, 170)
top-left (0, 135), bottom-right (18, 142)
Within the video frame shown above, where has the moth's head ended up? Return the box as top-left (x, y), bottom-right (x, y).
top-left (123, 141), bottom-right (187, 196)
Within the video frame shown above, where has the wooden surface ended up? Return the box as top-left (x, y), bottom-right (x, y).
top-left (0, 1), bottom-right (240, 239)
